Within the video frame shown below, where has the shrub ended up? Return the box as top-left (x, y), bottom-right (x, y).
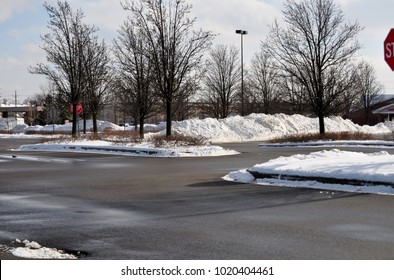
top-left (0, 130), bottom-right (13, 134)
top-left (151, 133), bottom-right (208, 147)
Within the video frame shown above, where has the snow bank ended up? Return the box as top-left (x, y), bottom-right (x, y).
top-left (24, 120), bottom-right (121, 133)
top-left (249, 149), bottom-right (394, 184)
top-left (3, 113), bottom-right (393, 143)
top-left (172, 114), bottom-right (392, 143)
top-left (224, 149), bottom-right (394, 196)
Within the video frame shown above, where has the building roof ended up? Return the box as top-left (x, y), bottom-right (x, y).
top-left (0, 106), bottom-right (44, 113)
top-left (373, 103), bottom-right (394, 115)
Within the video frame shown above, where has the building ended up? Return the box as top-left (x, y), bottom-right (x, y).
top-left (0, 104), bottom-right (44, 130)
top-left (348, 95), bottom-right (394, 126)
top-left (373, 103), bottom-right (394, 123)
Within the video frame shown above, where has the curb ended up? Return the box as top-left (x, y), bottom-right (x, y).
top-left (247, 169), bottom-right (394, 188)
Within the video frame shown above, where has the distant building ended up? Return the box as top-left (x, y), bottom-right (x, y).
top-left (347, 95), bottom-right (394, 126)
top-left (0, 104), bottom-right (44, 130)
top-left (373, 103), bottom-right (394, 123)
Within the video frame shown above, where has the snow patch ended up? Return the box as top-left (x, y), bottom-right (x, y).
top-left (224, 149), bottom-right (394, 196)
top-left (10, 239), bottom-right (77, 259)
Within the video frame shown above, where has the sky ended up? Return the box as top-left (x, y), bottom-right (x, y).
top-left (1, 0), bottom-right (394, 104)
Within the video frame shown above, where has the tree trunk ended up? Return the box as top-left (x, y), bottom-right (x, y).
top-left (139, 116), bottom-right (144, 139)
top-left (72, 104), bottom-right (77, 138)
top-left (318, 114), bottom-right (325, 136)
top-left (365, 109), bottom-right (370, 125)
top-left (83, 115), bottom-right (87, 134)
top-left (166, 99), bottom-right (172, 137)
top-left (92, 113), bottom-right (98, 135)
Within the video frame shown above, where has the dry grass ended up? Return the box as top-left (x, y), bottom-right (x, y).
top-left (24, 130), bottom-right (69, 135)
top-left (33, 129), bottom-right (207, 148)
top-left (268, 131), bottom-right (375, 143)
top-left (151, 134), bottom-right (208, 147)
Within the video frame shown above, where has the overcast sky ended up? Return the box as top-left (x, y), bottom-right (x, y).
top-left (1, 0), bottom-right (394, 103)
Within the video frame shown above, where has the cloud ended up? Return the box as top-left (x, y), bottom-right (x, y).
top-left (0, 54), bottom-right (46, 98)
top-left (81, 0), bottom-right (129, 36)
top-left (190, 0), bottom-right (280, 36)
top-left (0, 0), bottom-right (35, 22)
top-left (189, 0), bottom-right (281, 62)
top-left (335, 0), bottom-right (362, 7)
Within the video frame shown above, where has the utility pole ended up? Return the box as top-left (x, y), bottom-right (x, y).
top-left (235, 30), bottom-right (248, 116)
top-left (15, 90), bottom-right (17, 121)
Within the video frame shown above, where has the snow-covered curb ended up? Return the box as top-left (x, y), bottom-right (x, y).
top-left (16, 140), bottom-right (239, 157)
top-left (224, 149), bottom-right (394, 196)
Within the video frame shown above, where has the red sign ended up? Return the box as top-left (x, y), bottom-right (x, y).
top-left (70, 103), bottom-right (83, 114)
top-left (384, 29), bottom-right (394, 71)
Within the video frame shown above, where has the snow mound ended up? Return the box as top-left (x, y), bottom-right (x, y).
top-left (3, 113), bottom-right (393, 143)
top-left (11, 239), bottom-right (77, 259)
top-left (172, 114), bottom-right (392, 143)
top-left (224, 149), bottom-right (394, 196)
top-left (24, 120), bottom-right (121, 133)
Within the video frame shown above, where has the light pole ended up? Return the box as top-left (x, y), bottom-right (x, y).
top-left (235, 29), bottom-right (247, 116)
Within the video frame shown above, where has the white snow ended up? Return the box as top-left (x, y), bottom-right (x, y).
top-left (172, 114), bottom-right (392, 143)
top-left (224, 149), bottom-right (394, 196)
top-left (16, 139), bottom-right (239, 157)
top-left (9, 239), bottom-right (77, 259)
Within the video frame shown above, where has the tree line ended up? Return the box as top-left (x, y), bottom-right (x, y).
top-left (29, 0), bottom-right (383, 138)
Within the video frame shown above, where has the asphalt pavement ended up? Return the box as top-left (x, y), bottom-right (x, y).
top-left (1, 138), bottom-right (394, 259)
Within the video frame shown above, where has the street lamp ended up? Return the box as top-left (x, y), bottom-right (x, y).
top-left (236, 29), bottom-right (247, 116)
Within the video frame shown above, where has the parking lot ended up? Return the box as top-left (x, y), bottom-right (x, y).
top-left (1, 138), bottom-right (394, 259)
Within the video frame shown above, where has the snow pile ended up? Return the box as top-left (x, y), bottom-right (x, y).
top-left (24, 120), bottom-right (121, 133)
top-left (172, 114), bottom-right (392, 143)
top-left (224, 149), bottom-right (394, 195)
top-left (3, 114), bottom-right (392, 143)
top-left (11, 239), bottom-right (77, 259)
top-left (17, 139), bottom-right (239, 157)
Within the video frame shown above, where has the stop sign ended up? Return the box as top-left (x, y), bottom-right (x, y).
top-left (384, 29), bottom-right (394, 71)
top-left (70, 103), bottom-right (83, 114)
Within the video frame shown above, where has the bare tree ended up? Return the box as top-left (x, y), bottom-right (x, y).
top-left (249, 48), bottom-right (281, 114)
top-left (264, 0), bottom-right (362, 135)
top-left (172, 76), bottom-right (200, 120)
top-left (121, 0), bottom-right (215, 136)
top-left (83, 35), bottom-right (112, 135)
top-left (30, 1), bottom-right (98, 137)
top-left (353, 61), bottom-right (384, 125)
top-left (277, 74), bottom-right (308, 114)
top-left (202, 45), bottom-right (240, 118)
top-left (114, 19), bottom-right (158, 138)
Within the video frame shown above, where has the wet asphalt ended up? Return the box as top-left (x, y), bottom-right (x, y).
top-left (1, 138), bottom-right (394, 259)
